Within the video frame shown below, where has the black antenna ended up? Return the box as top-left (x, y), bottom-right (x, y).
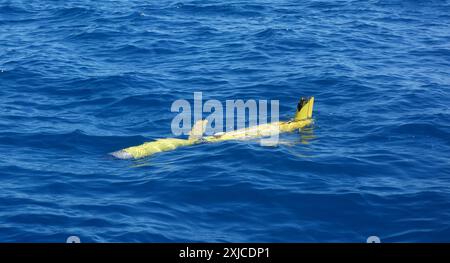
top-left (297, 97), bottom-right (308, 111)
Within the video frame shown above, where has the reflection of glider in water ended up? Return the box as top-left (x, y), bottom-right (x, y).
top-left (111, 97), bottom-right (315, 159)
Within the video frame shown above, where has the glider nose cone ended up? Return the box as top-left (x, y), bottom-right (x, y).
top-left (110, 150), bottom-right (133, 159)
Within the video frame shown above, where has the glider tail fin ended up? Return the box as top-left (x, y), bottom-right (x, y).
top-left (294, 96), bottom-right (314, 121)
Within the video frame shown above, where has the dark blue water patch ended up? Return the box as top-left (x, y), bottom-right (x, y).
top-left (388, 123), bottom-right (450, 141)
top-left (173, 2), bottom-right (265, 18)
top-left (50, 6), bottom-right (97, 20)
top-left (0, 3), bottom-right (36, 24)
top-left (65, 29), bottom-right (126, 41)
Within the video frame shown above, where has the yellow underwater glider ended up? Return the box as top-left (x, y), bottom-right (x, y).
top-left (111, 97), bottom-right (314, 159)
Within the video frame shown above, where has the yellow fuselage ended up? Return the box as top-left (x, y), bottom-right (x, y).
top-left (111, 96), bottom-right (314, 159)
top-left (113, 119), bottom-right (312, 159)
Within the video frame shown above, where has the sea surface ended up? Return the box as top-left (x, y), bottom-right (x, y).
top-left (1, 0), bottom-right (449, 242)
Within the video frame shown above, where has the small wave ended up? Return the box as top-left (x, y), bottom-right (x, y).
top-left (173, 2), bottom-right (264, 17)
top-left (50, 6), bottom-right (96, 20)
top-left (390, 123), bottom-right (450, 142)
top-left (0, 4), bottom-right (34, 16)
top-left (65, 29), bottom-right (124, 41)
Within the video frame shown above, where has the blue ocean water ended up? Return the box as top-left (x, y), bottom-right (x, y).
top-left (1, 0), bottom-right (450, 242)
